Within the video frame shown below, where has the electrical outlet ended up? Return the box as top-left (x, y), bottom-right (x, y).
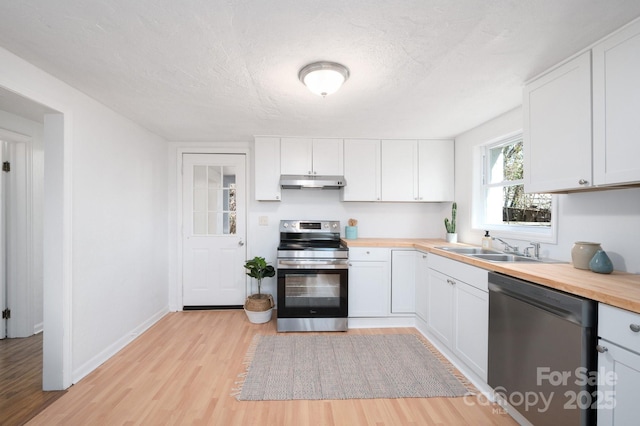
top-left (258, 216), bottom-right (268, 226)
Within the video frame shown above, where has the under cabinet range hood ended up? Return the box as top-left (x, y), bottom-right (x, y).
top-left (279, 174), bottom-right (346, 189)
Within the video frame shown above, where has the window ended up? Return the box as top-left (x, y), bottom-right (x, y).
top-left (192, 165), bottom-right (237, 235)
top-left (480, 133), bottom-right (556, 240)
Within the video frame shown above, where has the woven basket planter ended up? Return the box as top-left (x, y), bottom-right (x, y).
top-left (244, 294), bottom-right (274, 324)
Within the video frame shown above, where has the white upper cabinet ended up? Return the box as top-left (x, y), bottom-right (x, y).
top-left (343, 139), bottom-right (381, 201)
top-left (280, 138), bottom-right (344, 176)
top-left (280, 137), bottom-right (313, 175)
top-left (418, 139), bottom-right (454, 201)
top-left (525, 19), bottom-right (640, 193)
top-left (381, 139), bottom-right (418, 201)
top-left (254, 137), bottom-right (281, 201)
top-left (255, 136), bottom-right (452, 202)
top-left (593, 19), bottom-right (640, 186)
top-left (381, 139), bottom-right (454, 201)
top-left (524, 51), bottom-right (593, 193)
top-left (312, 138), bottom-right (344, 175)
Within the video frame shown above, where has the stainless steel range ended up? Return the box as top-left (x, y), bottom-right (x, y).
top-left (276, 220), bottom-right (348, 332)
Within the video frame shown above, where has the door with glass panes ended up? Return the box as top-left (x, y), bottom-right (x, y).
top-left (182, 154), bottom-right (246, 306)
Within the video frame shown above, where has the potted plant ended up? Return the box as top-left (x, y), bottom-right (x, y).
top-left (243, 256), bottom-right (276, 324)
top-left (444, 202), bottom-right (457, 243)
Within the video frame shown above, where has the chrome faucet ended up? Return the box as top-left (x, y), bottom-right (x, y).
top-left (524, 242), bottom-right (541, 259)
top-left (492, 237), bottom-right (519, 254)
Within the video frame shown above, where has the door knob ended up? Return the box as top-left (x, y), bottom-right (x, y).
top-left (630, 324), bottom-right (640, 332)
top-left (596, 344), bottom-right (608, 353)
top-left (238, 240), bottom-right (244, 246)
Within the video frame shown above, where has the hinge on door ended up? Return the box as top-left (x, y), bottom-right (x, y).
top-left (2, 161), bottom-right (9, 172)
top-left (1, 308), bottom-right (10, 319)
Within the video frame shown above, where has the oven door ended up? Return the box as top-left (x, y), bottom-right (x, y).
top-left (277, 261), bottom-right (348, 318)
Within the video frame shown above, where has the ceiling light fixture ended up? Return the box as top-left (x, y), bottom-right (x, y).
top-left (298, 61), bottom-right (350, 97)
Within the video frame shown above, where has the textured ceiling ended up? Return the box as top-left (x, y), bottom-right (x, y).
top-left (0, 0), bottom-right (639, 141)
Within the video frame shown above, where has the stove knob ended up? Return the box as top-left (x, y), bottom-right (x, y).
top-left (283, 222), bottom-right (289, 228)
top-left (324, 223), bottom-right (329, 229)
top-left (332, 223), bottom-right (338, 229)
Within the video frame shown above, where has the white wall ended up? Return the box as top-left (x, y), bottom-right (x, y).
top-left (248, 189), bottom-right (449, 296)
top-left (455, 106), bottom-right (640, 273)
top-left (0, 46), bottom-right (170, 387)
top-left (168, 141), bottom-right (451, 306)
top-left (71, 100), bottom-right (170, 381)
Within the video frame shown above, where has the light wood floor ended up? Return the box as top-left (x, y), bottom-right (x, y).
top-left (27, 311), bottom-right (517, 425)
top-left (0, 333), bottom-right (66, 426)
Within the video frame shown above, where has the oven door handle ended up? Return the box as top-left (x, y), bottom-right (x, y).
top-left (278, 259), bottom-right (349, 269)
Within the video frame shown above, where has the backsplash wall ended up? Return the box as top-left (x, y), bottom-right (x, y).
top-left (248, 189), bottom-right (451, 296)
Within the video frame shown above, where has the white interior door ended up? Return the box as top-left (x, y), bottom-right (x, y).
top-left (1, 139), bottom-right (30, 338)
top-left (1, 141), bottom-right (6, 338)
top-left (182, 153), bottom-right (246, 306)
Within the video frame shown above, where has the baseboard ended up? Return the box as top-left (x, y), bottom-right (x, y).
top-left (417, 328), bottom-right (493, 399)
top-left (72, 306), bottom-right (169, 384)
top-left (33, 321), bottom-right (44, 334)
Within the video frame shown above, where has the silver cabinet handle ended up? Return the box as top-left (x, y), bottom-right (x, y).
top-left (630, 324), bottom-right (640, 332)
top-left (446, 279), bottom-right (456, 285)
top-left (596, 344), bottom-right (608, 353)
top-left (579, 179), bottom-right (588, 185)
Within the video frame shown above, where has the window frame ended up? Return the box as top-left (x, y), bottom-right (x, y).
top-left (473, 131), bottom-right (558, 243)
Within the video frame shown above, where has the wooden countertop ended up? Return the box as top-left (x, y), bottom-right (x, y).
top-left (343, 238), bottom-right (640, 314)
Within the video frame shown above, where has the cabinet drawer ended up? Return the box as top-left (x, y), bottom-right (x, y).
top-left (348, 247), bottom-right (390, 262)
top-left (599, 303), bottom-right (640, 353)
top-left (428, 254), bottom-right (488, 292)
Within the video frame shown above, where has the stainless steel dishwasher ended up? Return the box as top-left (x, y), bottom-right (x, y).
top-left (488, 272), bottom-right (597, 426)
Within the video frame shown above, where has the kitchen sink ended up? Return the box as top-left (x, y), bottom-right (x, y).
top-left (435, 246), bottom-right (502, 255)
top-left (436, 246), bottom-right (565, 263)
top-left (468, 253), bottom-right (541, 262)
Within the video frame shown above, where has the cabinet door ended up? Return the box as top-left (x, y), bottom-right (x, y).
top-left (597, 340), bottom-right (640, 426)
top-left (343, 139), bottom-right (381, 201)
top-left (415, 252), bottom-right (429, 321)
top-left (381, 140), bottom-right (418, 201)
top-left (348, 261), bottom-right (389, 317)
top-left (280, 138), bottom-right (312, 175)
top-left (312, 139), bottom-right (344, 175)
top-left (418, 140), bottom-right (454, 201)
top-left (426, 268), bottom-right (454, 347)
top-left (391, 250), bottom-right (416, 314)
top-left (593, 20), bottom-right (640, 186)
top-left (524, 51), bottom-right (592, 192)
top-left (454, 282), bottom-right (488, 380)
top-left (254, 137), bottom-right (281, 201)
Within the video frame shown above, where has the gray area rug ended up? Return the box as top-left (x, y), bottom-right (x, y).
top-left (236, 334), bottom-right (471, 401)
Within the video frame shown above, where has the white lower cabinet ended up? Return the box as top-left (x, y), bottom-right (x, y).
top-left (597, 303), bottom-right (640, 425)
top-left (453, 280), bottom-right (488, 379)
top-left (391, 250), bottom-right (416, 314)
top-left (348, 248), bottom-right (390, 317)
top-left (427, 254), bottom-right (488, 380)
top-left (426, 268), bottom-right (455, 347)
